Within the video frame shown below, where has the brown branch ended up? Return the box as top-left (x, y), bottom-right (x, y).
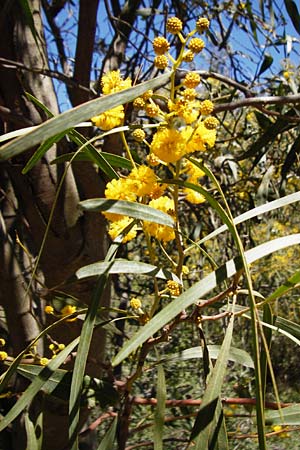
top-left (0, 57), bottom-right (93, 96)
top-left (214, 94), bottom-right (300, 114)
top-left (131, 396), bottom-right (293, 410)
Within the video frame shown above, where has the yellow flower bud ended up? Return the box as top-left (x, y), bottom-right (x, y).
top-left (166, 17), bottom-right (183, 34)
top-left (154, 55), bottom-right (169, 69)
top-left (152, 37), bottom-right (170, 55)
top-left (196, 17), bottom-right (210, 33)
top-left (188, 37), bottom-right (205, 54)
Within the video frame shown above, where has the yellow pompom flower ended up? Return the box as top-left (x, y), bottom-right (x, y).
top-left (196, 17), bottom-right (210, 33)
top-left (145, 103), bottom-right (161, 118)
top-left (0, 338), bottom-right (6, 347)
top-left (0, 351), bottom-right (8, 361)
top-left (39, 357), bottom-right (49, 366)
top-left (154, 55), bottom-right (169, 69)
top-left (167, 280), bottom-right (181, 296)
top-left (183, 88), bottom-right (197, 101)
top-left (182, 50), bottom-right (194, 62)
top-left (166, 17), bottom-right (183, 34)
top-left (130, 298), bottom-right (142, 310)
top-left (184, 188), bottom-right (206, 204)
top-left (132, 128), bottom-right (146, 142)
top-left (101, 70), bottom-right (132, 95)
top-left (144, 196), bottom-right (175, 242)
top-left (183, 72), bottom-right (201, 88)
top-left (133, 97), bottom-right (146, 110)
top-left (108, 217), bottom-right (137, 243)
top-left (152, 36), bottom-right (170, 55)
top-left (183, 123), bottom-right (216, 153)
top-left (183, 160), bottom-right (205, 180)
top-left (204, 116), bottom-right (219, 130)
top-left (45, 305), bottom-right (54, 315)
top-left (61, 305), bottom-right (77, 322)
top-left (168, 99), bottom-right (200, 124)
top-left (188, 38), bottom-right (205, 54)
top-left (128, 166), bottom-right (157, 196)
top-left (151, 128), bottom-right (187, 163)
top-left (104, 178), bottom-right (137, 221)
top-left (199, 99), bottom-right (214, 115)
top-left (91, 105), bottom-right (124, 130)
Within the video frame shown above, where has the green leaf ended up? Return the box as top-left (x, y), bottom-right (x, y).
top-left (96, 416), bottom-right (118, 450)
top-left (51, 151), bottom-right (133, 171)
top-left (112, 234), bottom-right (300, 367)
top-left (24, 411), bottom-right (39, 450)
top-left (79, 199), bottom-right (175, 227)
top-left (69, 245), bottom-right (117, 449)
top-left (257, 54), bottom-right (273, 77)
top-left (0, 72), bottom-right (171, 161)
top-left (22, 130), bottom-right (70, 174)
top-left (153, 364), bottom-right (166, 450)
top-left (0, 338), bottom-right (79, 432)
top-left (198, 191), bottom-right (300, 245)
top-left (265, 405), bottom-right (300, 425)
top-left (76, 258), bottom-right (180, 283)
top-left (190, 311), bottom-right (235, 448)
top-left (155, 345), bottom-right (254, 369)
top-left (284, 0), bottom-right (300, 35)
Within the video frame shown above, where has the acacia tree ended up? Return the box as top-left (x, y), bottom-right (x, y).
top-left (0, 1), bottom-right (300, 449)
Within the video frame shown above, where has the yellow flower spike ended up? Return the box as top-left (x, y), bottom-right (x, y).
top-left (166, 17), bottom-right (183, 34)
top-left (188, 37), bottom-right (205, 54)
top-left (196, 17), bottom-right (210, 34)
top-left (154, 55), bottom-right (169, 70)
top-left (152, 36), bottom-right (170, 55)
top-left (0, 338), bottom-right (6, 347)
top-left (91, 105), bottom-right (124, 131)
top-left (44, 305), bottom-right (54, 315)
top-left (204, 116), bottom-right (219, 130)
top-left (0, 351), bottom-right (8, 361)
top-left (199, 99), bottom-right (214, 115)
top-left (182, 50), bottom-right (195, 62)
top-left (39, 357), bottom-right (50, 366)
top-left (183, 72), bottom-right (201, 88)
top-left (167, 280), bottom-right (181, 296)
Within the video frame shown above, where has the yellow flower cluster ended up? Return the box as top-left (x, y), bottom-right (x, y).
top-left (91, 70), bottom-right (132, 130)
top-left (96, 15), bottom-right (217, 243)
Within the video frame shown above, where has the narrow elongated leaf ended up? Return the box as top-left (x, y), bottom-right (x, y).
top-left (112, 234), bottom-right (300, 367)
top-left (190, 311), bottom-right (235, 448)
top-left (76, 258), bottom-right (180, 283)
top-left (79, 199), bottom-right (175, 227)
top-left (0, 337), bottom-right (79, 432)
top-left (153, 365), bottom-right (166, 450)
top-left (96, 416), bottom-right (118, 450)
top-left (24, 411), bottom-right (39, 450)
top-left (284, 0), bottom-right (300, 34)
top-left (257, 54), bottom-right (273, 77)
top-left (156, 345), bottom-right (254, 369)
top-left (266, 405), bottom-right (300, 425)
top-left (22, 130), bottom-right (70, 174)
top-left (0, 72), bottom-right (171, 161)
top-left (197, 191), bottom-right (300, 245)
top-left (51, 151), bottom-right (133, 170)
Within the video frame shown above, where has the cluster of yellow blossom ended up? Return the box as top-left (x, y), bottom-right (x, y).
top-left (91, 70), bottom-right (131, 130)
top-left (90, 15), bottom-right (217, 245)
